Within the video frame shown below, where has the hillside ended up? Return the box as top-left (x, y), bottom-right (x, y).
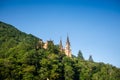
top-left (0, 21), bottom-right (120, 80)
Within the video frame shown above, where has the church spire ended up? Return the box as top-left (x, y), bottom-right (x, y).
top-left (65, 35), bottom-right (71, 57)
top-left (66, 35), bottom-right (70, 46)
top-left (59, 39), bottom-right (63, 52)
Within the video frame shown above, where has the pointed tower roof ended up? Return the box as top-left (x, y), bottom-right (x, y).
top-left (60, 39), bottom-right (63, 48)
top-left (59, 39), bottom-right (63, 51)
top-left (66, 35), bottom-right (70, 46)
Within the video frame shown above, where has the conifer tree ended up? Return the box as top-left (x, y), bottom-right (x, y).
top-left (88, 55), bottom-right (93, 62)
top-left (77, 50), bottom-right (84, 60)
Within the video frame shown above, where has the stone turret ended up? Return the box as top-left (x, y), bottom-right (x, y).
top-left (43, 40), bottom-right (54, 49)
top-left (43, 41), bottom-right (48, 49)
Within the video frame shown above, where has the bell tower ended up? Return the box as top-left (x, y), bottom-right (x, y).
top-left (65, 35), bottom-right (71, 57)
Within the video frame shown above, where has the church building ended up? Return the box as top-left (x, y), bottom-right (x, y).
top-left (59, 36), bottom-right (72, 57)
top-left (37, 36), bottom-right (72, 57)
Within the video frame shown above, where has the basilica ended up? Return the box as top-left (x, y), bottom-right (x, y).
top-left (36, 36), bottom-right (72, 57)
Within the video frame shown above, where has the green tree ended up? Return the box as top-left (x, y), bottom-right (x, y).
top-left (88, 55), bottom-right (93, 62)
top-left (77, 50), bottom-right (84, 60)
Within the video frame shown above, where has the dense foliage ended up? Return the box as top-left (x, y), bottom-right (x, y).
top-left (0, 21), bottom-right (120, 80)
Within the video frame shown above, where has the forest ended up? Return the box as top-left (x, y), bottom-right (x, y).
top-left (0, 21), bottom-right (120, 80)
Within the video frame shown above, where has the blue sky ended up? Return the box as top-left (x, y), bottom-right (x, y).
top-left (0, 0), bottom-right (120, 67)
